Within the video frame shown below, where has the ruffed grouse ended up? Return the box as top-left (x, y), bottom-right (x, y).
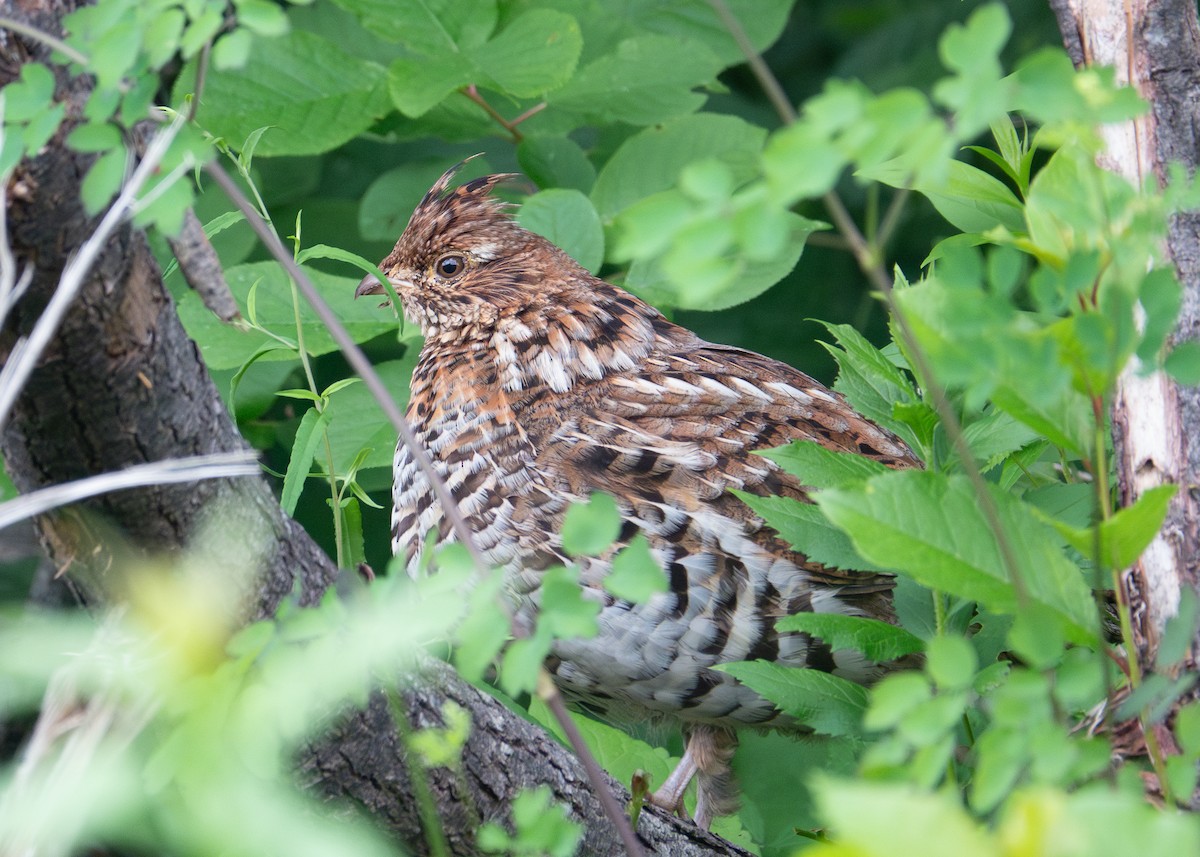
top-left (357, 162), bottom-right (918, 827)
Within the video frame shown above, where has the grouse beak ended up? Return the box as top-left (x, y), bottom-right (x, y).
top-left (355, 273), bottom-right (385, 298)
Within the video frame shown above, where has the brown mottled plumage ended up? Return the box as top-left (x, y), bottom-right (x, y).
top-left (358, 162), bottom-right (918, 827)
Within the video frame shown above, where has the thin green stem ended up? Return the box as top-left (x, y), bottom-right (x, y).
top-left (459, 85), bottom-right (544, 144)
top-left (877, 188), bottom-right (912, 253)
top-left (707, 0), bottom-right (797, 123)
top-left (1092, 418), bottom-right (1172, 800)
top-left (933, 590), bottom-right (947, 637)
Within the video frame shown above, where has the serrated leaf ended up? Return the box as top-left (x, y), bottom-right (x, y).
top-left (757, 440), bottom-right (892, 489)
top-left (776, 614), bottom-right (924, 662)
top-left (717, 661), bottom-right (867, 736)
top-left (961, 408), bottom-right (1041, 471)
top-left (179, 30), bottom-right (389, 156)
top-left (817, 471), bottom-right (1097, 642)
top-left (734, 490), bottom-right (889, 572)
top-left (281, 406), bottom-right (331, 515)
top-left (817, 320), bottom-right (918, 444)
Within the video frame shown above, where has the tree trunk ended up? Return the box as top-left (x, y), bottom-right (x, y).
top-left (1048, 0), bottom-right (1200, 735)
top-left (0, 1), bottom-right (747, 853)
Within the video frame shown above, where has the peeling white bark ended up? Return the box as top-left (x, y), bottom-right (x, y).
top-left (1065, 0), bottom-right (1189, 650)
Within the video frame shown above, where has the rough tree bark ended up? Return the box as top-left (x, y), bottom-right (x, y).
top-left (0, 1), bottom-right (749, 854)
top-left (1047, 0), bottom-right (1200, 679)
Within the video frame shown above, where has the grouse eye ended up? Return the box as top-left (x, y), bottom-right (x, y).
top-left (435, 254), bottom-right (466, 279)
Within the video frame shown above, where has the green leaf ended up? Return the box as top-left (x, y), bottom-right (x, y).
top-left (817, 320), bottom-right (919, 445)
top-left (812, 777), bottom-right (997, 857)
top-left (387, 54), bottom-right (472, 118)
top-left (276, 388), bottom-right (323, 403)
top-left (924, 635), bottom-right (977, 691)
top-left (864, 672), bottom-right (932, 731)
top-left (1165, 340), bottom-right (1200, 385)
top-left (604, 535), bottom-right (667, 603)
top-left (500, 632), bottom-right (552, 697)
top-left (517, 189), bottom-right (603, 273)
top-left (213, 30), bottom-right (254, 70)
top-left (336, 496), bottom-right (366, 568)
top-left (733, 490), bottom-right (888, 573)
top-left (776, 613), bottom-right (924, 662)
top-left (1156, 587), bottom-right (1198, 670)
top-left (476, 10), bottom-right (581, 98)
top-left (453, 571), bottom-right (509, 683)
top-left (180, 30), bottom-right (389, 156)
top-left (756, 440), bottom-right (892, 489)
top-left (1043, 484), bottom-right (1177, 570)
top-left (359, 159), bottom-right (494, 242)
top-left (1136, 268), bottom-right (1181, 364)
top-left (65, 121), bottom-right (121, 153)
top-left (1173, 700), bottom-right (1200, 756)
top-left (281, 406), bottom-right (331, 516)
top-left (528, 696), bottom-right (678, 790)
top-left (517, 136), bottom-right (595, 194)
top-left (861, 158), bottom-right (1024, 234)
top-left (717, 661), bottom-right (867, 736)
top-left (624, 209), bottom-right (817, 312)
top-left (592, 113), bottom-right (765, 219)
top-left (559, 0), bottom-right (792, 67)
top-left (176, 262), bottom-right (402, 370)
top-left (560, 493), bottom-right (621, 557)
top-left (79, 146), bottom-right (125, 214)
top-left (961, 408), bottom-right (1041, 471)
top-left (547, 35), bottom-right (720, 127)
top-left (538, 565), bottom-right (600, 639)
top-left (321, 356), bottom-right (420, 472)
top-left (5, 63), bottom-right (55, 122)
top-left (1007, 603), bottom-right (1066, 671)
top-left (236, 0), bottom-right (291, 37)
top-left (328, 0), bottom-right (496, 53)
top-left (817, 471), bottom-right (1097, 642)
top-left (179, 6), bottom-right (224, 59)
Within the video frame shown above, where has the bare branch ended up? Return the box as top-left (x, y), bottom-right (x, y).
top-left (0, 452), bottom-right (260, 533)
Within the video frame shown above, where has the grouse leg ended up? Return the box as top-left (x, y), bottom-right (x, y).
top-left (648, 725), bottom-right (739, 829)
